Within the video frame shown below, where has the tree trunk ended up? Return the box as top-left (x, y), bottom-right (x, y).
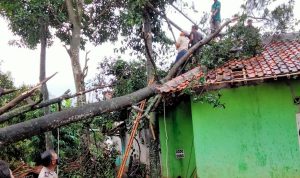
top-left (69, 31), bottom-right (86, 104)
top-left (143, 12), bottom-right (154, 82)
top-left (40, 20), bottom-right (54, 150)
top-left (143, 11), bottom-right (161, 177)
top-left (65, 0), bottom-right (90, 174)
top-left (0, 86), bottom-right (156, 147)
top-left (66, 0), bottom-right (86, 104)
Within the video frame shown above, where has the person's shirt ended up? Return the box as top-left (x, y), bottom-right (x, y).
top-left (38, 167), bottom-right (58, 178)
top-left (176, 35), bottom-right (189, 52)
top-left (211, 0), bottom-right (221, 22)
top-left (190, 31), bottom-right (203, 46)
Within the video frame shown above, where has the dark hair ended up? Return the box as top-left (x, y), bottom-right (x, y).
top-left (192, 25), bottom-right (198, 30)
top-left (0, 160), bottom-right (11, 178)
top-left (40, 149), bottom-right (55, 167)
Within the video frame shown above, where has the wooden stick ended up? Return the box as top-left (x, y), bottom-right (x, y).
top-left (149, 123), bottom-right (156, 140)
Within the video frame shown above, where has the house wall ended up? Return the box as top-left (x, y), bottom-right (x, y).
top-left (159, 99), bottom-right (196, 178)
top-left (191, 81), bottom-right (300, 178)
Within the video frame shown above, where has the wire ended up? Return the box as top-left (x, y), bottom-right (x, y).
top-left (57, 102), bottom-right (61, 175)
top-left (163, 99), bottom-right (169, 177)
top-left (57, 128), bottom-right (60, 175)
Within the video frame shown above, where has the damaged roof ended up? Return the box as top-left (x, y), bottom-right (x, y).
top-left (157, 39), bottom-right (300, 94)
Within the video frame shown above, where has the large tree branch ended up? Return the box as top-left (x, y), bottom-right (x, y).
top-left (0, 73), bottom-right (57, 115)
top-left (76, 0), bottom-right (83, 23)
top-left (0, 89), bottom-right (17, 97)
top-left (0, 19), bottom-right (236, 147)
top-left (65, 0), bottom-right (77, 25)
top-left (147, 2), bottom-right (184, 32)
top-left (169, 3), bottom-right (206, 35)
top-left (170, 4), bottom-right (198, 26)
top-left (0, 85), bottom-right (110, 124)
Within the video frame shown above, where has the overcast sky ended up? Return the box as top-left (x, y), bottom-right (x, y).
top-left (0, 0), bottom-right (299, 98)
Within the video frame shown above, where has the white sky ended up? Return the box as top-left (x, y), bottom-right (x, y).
top-left (0, 0), bottom-right (299, 98)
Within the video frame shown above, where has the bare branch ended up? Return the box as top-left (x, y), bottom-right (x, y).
top-left (83, 50), bottom-right (90, 79)
top-left (0, 85), bottom-right (110, 124)
top-left (162, 10), bottom-right (176, 42)
top-left (143, 33), bottom-right (159, 80)
top-left (0, 89), bottom-right (18, 97)
top-left (0, 73), bottom-right (57, 115)
top-left (147, 2), bottom-right (184, 32)
top-left (170, 4), bottom-right (197, 26)
top-left (247, 15), bottom-right (272, 22)
top-left (65, 0), bottom-right (77, 25)
top-left (63, 45), bottom-right (71, 56)
top-left (76, 0), bottom-right (84, 23)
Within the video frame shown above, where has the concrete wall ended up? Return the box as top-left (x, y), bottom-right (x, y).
top-left (159, 99), bottom-right (196, 178)
top-left (191, 81), bottom-right (300, 178)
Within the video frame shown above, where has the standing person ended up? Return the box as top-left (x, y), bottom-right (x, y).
top-left (244, 19), bottom-right (261, 56)
top-left (38, 150), bottom-right (59, 178)
top-left (189, 25), bottom-right (203, 55)
top-left (246, 19), bottom-right (253, 27)
top-left (210, 0), bottom-right (221, 33)
top-left (175, 31), bottom-right (190, 63)
top-left (0, 160), bottom-right (14, 178)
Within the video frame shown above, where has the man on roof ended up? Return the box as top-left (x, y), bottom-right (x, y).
top-left (210, 0), bottom-right (221, 34)
top-left (175, 31), bottom-right (190, 62)
top-left (189, 25), bottom-right (203, 56)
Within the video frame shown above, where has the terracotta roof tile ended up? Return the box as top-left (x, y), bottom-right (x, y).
top-left (156, 40), bottom-right (300, 93)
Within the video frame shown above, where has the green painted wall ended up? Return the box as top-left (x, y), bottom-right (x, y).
top-left (159, 99), bottom-right (196, 178)
top-left (191, 81), bottom-right (300, 178)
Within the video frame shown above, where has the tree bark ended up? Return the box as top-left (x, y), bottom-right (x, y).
top-left (65, 0), bottom-right (86, 104)
top-left (143, 10), bottom-right (161, 177)
top-left (143, 12), bottom-right (155, 82)
top-left (65, 1), bottom-right (90, 173)
top-left (0, 18), bottom-right (236, 147)
top-left (40, 20), bottom-right (54, 150)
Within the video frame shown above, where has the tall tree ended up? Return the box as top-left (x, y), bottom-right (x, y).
top-left (0, 0), bottom-right (64, 149)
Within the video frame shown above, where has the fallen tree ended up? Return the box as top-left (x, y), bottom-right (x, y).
top-left (0, 18), bottom-right (237, 147)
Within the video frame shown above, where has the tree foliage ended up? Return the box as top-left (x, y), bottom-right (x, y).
top-left (244, 0), bottom-right (296, 33)
top-left (0, 0), bottom-right (65, 49)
